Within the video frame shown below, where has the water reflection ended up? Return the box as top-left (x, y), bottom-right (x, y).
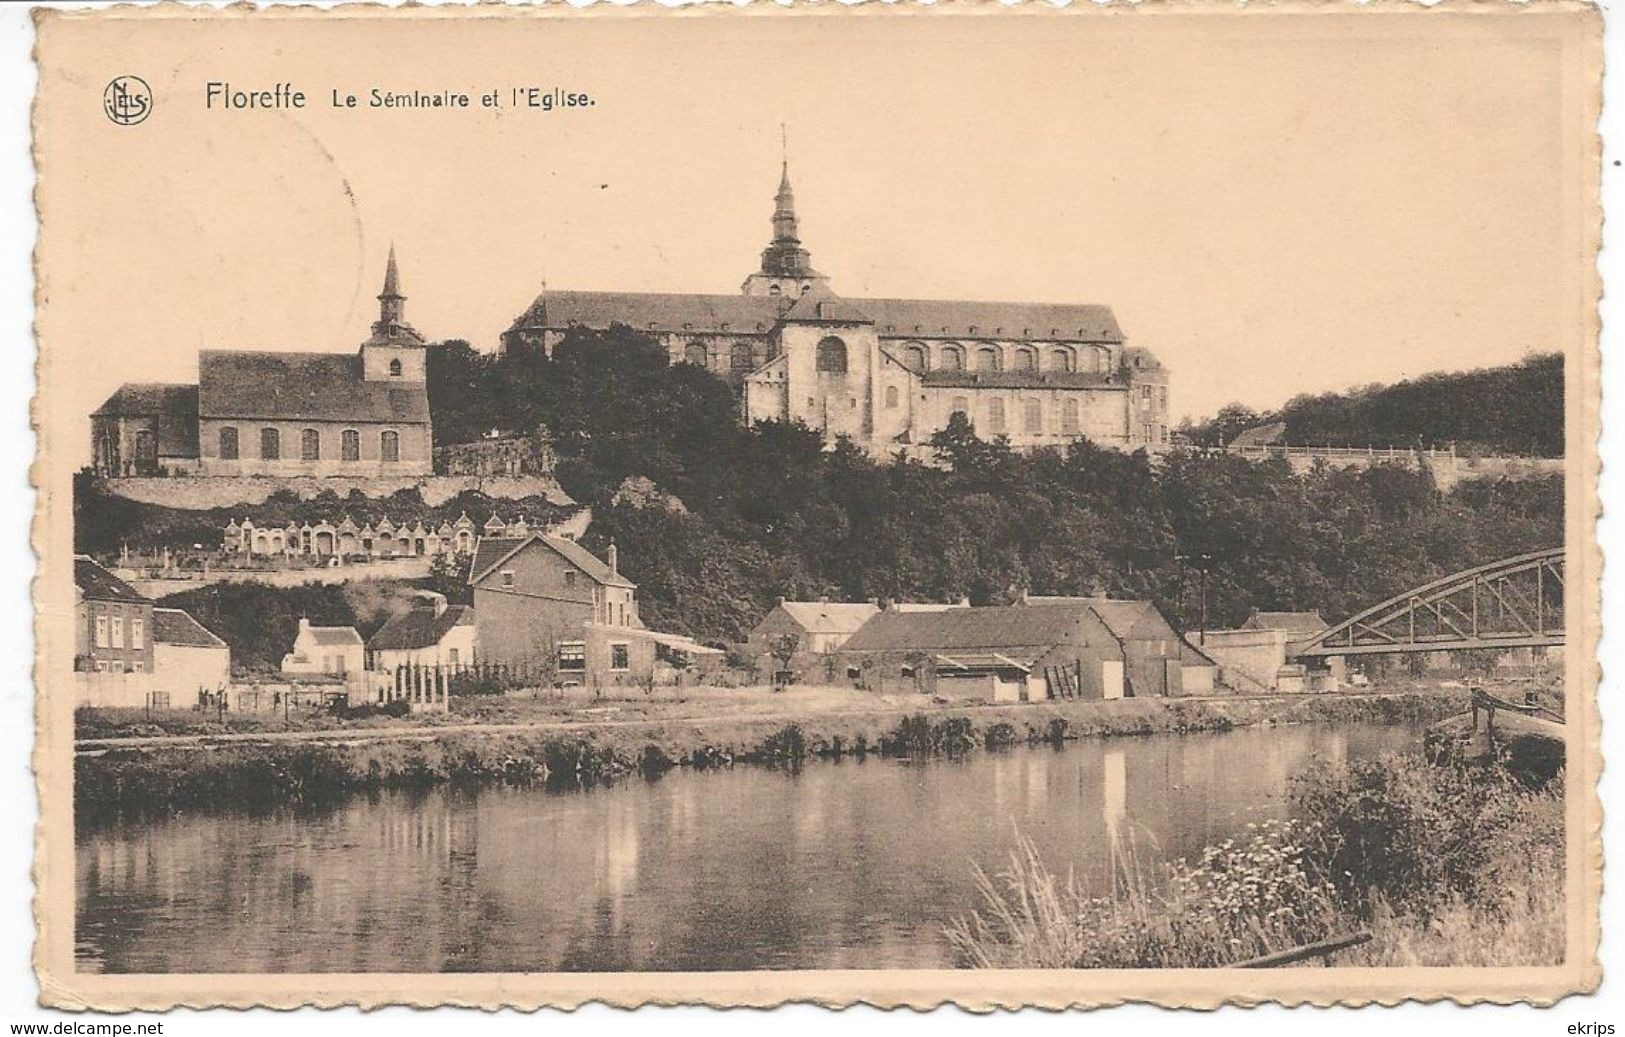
top-left (77, 723), bottom-right (1419, 973)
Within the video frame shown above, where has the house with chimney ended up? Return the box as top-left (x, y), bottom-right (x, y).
top-left (367, 591), bottom-right (477, 672)
top-left (467, 535), bottom-right (719, 685)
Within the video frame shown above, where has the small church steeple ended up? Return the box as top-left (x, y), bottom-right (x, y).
top-left (367, 245), bottom-right (425, 348)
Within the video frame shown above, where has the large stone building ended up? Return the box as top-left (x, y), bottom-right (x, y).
top-left (502, 163), bottom-right (1172, 455)
top-left (92, 249), bottom-right (434, 477)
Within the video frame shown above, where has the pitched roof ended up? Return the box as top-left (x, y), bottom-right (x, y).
top-left (73, 557), bottom-right (148, 604)
top-left (152, 608), bottom-right (228, 649)
top-left (91, 383), bottom-right (200, 458)
top-left (467, 535), bottom-right (634, 589)
top-left (305, 625), bottom-right (362, 646)
top-left (1228, 422), bottom-right (1288, 450)
top-left (1014, 596), bottom-right (1183, 643)
top-left (368, 604), bottom-right (472, 651)
top-left (1242, 610), bottom-right (1329, 634)
top-left (511, 291), bottom-right (1125, 344)
top-left (198, 350), bottom-right (430, 424)
top-left (775, 601), bottom-right (880, 635)
top-left (841, 603), bottom-right (1094, 653)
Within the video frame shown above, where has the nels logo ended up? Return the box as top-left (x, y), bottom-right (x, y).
top-left (102, 75), bottom-right (152, 126)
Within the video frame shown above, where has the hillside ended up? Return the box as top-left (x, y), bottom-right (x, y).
top-left (1184, 353), bottom-right (1562, 457)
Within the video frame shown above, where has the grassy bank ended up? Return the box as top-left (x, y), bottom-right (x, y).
top-left (75, 688), bottom-right (1470, 820)
top-left (946, 750), bottom-right (1563, 968)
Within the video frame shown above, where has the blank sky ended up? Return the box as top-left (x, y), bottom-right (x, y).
top-left (37, 7), bottom-right (1593, 462)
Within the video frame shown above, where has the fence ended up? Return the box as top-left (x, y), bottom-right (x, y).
top-left (1228, 444), bottom-right (1458, 462)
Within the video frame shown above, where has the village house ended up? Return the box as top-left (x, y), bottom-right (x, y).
top-left (151, 607), bottom-right (231, 695)
top-left (92, 248), bottom-right (433, 478)
top-left (467, 535), bottom-right (718, 684)
top-left (748, 599), bottom-right (880, 657)
top-left (838, 597), bottom-right (1214, 702)
top-left (366, 592), bottom-right (477, 672)
top-left (73, 557), bottom-right (153, 674)
top-left (281, 618), bottom-right (365, 678)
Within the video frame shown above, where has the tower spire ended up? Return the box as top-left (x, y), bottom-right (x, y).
top-left (381, 243), bottom-right (402, 301)
top-left (741, 134), bottom-right (830, 297)
top-left (367, 244), bottom-right (424, 346)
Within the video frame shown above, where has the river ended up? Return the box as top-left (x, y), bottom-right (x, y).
top-left (75, 722), bottom-right (1422, 973)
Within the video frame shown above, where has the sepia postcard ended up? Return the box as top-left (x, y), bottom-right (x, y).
top-left (29, 1), bottom-right (1602, 1011)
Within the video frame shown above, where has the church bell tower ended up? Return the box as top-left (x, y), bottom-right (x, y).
top-left (361, 245), bottom-right (427, 382)
top-left (742, 140), bottom-right (831, 299)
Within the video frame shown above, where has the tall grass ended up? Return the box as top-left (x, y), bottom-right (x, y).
top-left (948, 752), bottom-right (1564, 968)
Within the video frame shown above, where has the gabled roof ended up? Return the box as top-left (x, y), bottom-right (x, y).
top-left (152, 607), bottom-right (228, 649)
top-left (91, 383), bottom-right (200, 457)
top-left (1242, 610), bottom-right (1329, 634)
top-left (510, 291), bottom-right (1126, 345)
top-left (368, 604), bottom-right (473, 651)
top-left (774, 601), bottom-right (880, 635)
top-left (1087, 600), bottom-right (1179, 642)
top-left (841, 603), bottom-right (1094, 654)
top-left (779, 290), bottom-right (872, 324)
top-left (198, 350), bottom-right (430, 424)
top-left (73, 557), bottom-right (148, 604)
top-left (467, 535), bottom-right (634, 589)
top-left (304, 625), bottom-right (362, 646)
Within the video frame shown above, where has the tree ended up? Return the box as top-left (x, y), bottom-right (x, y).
top-left (769, 633), bottom-right (800, 690)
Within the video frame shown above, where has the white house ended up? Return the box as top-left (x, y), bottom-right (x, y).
top-left (151, 607), bottom-right (231, 696)
top-left (281, 618), bottom-right (365, 678)
top-left (366, 592), bottom-right (477, 671)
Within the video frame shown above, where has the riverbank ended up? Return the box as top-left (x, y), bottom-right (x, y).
top-left (75, 687), bottom-right (1471, 818)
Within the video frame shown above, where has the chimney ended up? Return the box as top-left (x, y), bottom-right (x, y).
top-left (776, 596), bottom-right (786, 606)
top-left (298, 616), bottom-right (310, 633)
top-left (606, 541), bottom-right (619, 576)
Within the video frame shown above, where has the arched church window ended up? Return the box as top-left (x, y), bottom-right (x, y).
top-left (904, 343), bottom-right (928, 372)
top-left (300, 429), bottom-right (320, 462)
top-left (683, 341), bottom-right (707, 366)
top-left (381, 430), bottom-right (400, 463)
top-left (1050, 348), bottom-right (1075, 373)
top-left (388, 358), bottom-right (402, 377)
top-left (987, 398), bottom-right (1006, 433)
top-left (1024, 399), bottom-right (1043, 433)
top-left (976, 347), bottom-right (1002, 373)
top-left (260, 428), bottom-right (280, 461)
top-left (940, 345), bottom-right (964, 372)
top-left (731, 342), bottom-right (757, 375)
top-left (1014, 348), bottom-right (1037, 372)
top-left (884, 385), bottom-right (900, 409)
top-left (218, 427), bottom-right (239, 461)
top-left (816, 337), bottom-right (848, 374)
top-left (341, 429), bottom-right (360, 462)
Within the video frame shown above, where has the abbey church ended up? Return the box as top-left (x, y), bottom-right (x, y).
top-left (503, 163), bottom-right (1173, 456)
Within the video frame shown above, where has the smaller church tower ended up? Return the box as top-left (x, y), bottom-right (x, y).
top-left (742, 148), bottom-right (831, 300)
top-left (361, 245), bottom-right (427, 382)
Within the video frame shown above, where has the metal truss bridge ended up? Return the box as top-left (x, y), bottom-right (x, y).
top-left (1288, 547), bottom-right (1564, 659)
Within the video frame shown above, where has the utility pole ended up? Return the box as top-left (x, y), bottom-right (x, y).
top-left (1175, 551), bottom-right (1214, 645)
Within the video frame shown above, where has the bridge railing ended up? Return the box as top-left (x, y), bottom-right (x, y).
top-left (1228, 444), bottom-right (1458, 462)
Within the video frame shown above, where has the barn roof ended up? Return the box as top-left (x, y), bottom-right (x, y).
top-left (198, 350), bottom-right (430, 424)
top-left (841, 603), bottom-right (1095, 653)
top-left (775, 601), bottom-right (880, 635)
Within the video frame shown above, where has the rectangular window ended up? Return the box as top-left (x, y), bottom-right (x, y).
top-left (341, 429), bottom-right (360, 462)
top-left (94, 614), bottom-right (108, 648)
top-left (301, 428), bottom-right (320, 461)
top-left (1140, 385), bottom-right (1152, 401)
top-left (381, 431), bottom-right (400, 463)
top-left (1158, 386), bottom-right (1169, 408)
top-left (131, 661), bottom-right (144, 673)
top-left (149, 690), bottom-right (169, 709)
top-left (987, 398), bottom-right (1006, 434)
top-left (219, 427), bottom-right (239, 460)
top-left (610, 644), bottom-right (630, 671)
top-left (1143, 423), bottom-right (1155, 442)
top-left (261, 427), bottom-right (281, 460)
top-left (501, 570), bottom-right (515, 588)
top-left (558, 641), bottom-right (587, 672)
top-left (111, 615), bottom-right (124, 648)
top-left (448, 648), bottom-right (459, 667)
top-left (1061, 399), bottom-right (1080, 433)
top-left (1024, 400), bottom-right (1042, 433)
top-left (94, 660), bottom-right (107, 673)
top-left (564, 571), bottom-right (577, 588)
top-left (130, 618), bottom-right (144, 649)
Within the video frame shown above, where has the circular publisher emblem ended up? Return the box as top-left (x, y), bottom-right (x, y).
top-left (103, 76), bottom-right (152, 126)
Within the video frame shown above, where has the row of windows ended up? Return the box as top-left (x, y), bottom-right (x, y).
top-left (945, 396), bottom-right (1088, 434)
top-left (679, 338), bottom-right (853, 376)
top-left (902, 342), bottom-right (1108, 375)
top-left (218, 427), bottom-right (401, 463)
top-left (93, 614), bottom-right (144, 650)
